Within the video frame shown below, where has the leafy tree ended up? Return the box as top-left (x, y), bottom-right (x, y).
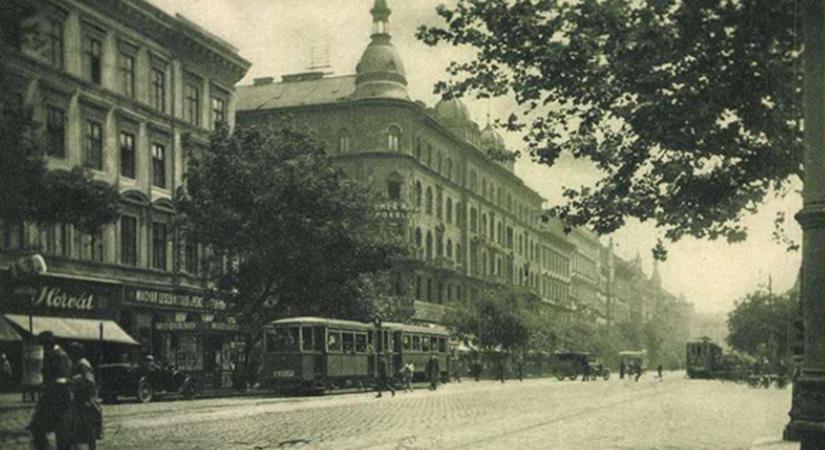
top-left (445, 287), bottom-right (531, 352)
top-left (417, 0), bottom-right (801, 256)
top-left (726, 289), bottom-right (796, 362)
top-left (178, 123), bottom-right (406, 341)
top-left (1, 4), bottom-right (120, 235)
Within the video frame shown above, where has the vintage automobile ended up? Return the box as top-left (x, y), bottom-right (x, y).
top-left (97, 359), bottom-right (197, 403)
top-left (550, 351), bottom-right (606, 381)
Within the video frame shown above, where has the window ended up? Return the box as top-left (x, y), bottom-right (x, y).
top-left (426, 279), bottom-right (433, 302)
top-left (185, 82), bottom-right (200, 126)
top-left (45, 20), bottom-right (63, 69)
top-left (327, 332), bottom-right (343, 352)
top-left (152, 222), bottom-right (167, 270)
top-left (46, 106), bottom-right (65, 158)
top-left (119, 53), bottom-right (135, 98)
top-left (185, 240), bottom-right (199, 273)
top-left (414, 181), bottom-right (422, 207)
top-left (355, 334), bottom-right (367, 353)
top-left (77, 228), bottom-right (104, 262)
top-left (211, 97), bottom-right (226, 128)
top-left (415, 276), bottom-right (422, 299)
top-left (436, 233), bottom-right (443, 257)
top-left (425, 187), bottom-right (433, 214)
top-left (121, 216), bottom-right (137, 266)
top-left (388, 126), bottom-right (401, 151)
top-left (85, 120), bottom-right (103, 170)
top-left (2, 221), bottom-right (25, 250)
top-left (84, 37), bottom-right (102, 84)
top-left (150, 68), bottom-right (165, 112)
top-left (152, 143), bottom-right (166, 188)
top-left (415, 228), bottom-right (422, 248)
top-left (446, 239), bottom-right (453, 258)
top-left (425, 231), bottom-right (433, 259)
top-left (120, 132), bottom-right (135, 178)
top-left (470, 208), bottom-right (478, 232)
top-left (342, 333), bottom-right (355, 353)
top-left (446, 197), bottom-right (452, 224)
top-left (436, 190), bottom-right (443, 219)
top-left (387, 179), bottom-right (401, 200)
top-left (412, 335), bottom-right (422, 352)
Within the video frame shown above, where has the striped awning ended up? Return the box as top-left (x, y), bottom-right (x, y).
top-left (4, 314), bottom-right (139, 345)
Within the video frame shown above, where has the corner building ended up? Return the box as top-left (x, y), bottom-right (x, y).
top-left (0, 0), bottom-right (250, 388)
top-left (237, 0), bottom-right (574, 323)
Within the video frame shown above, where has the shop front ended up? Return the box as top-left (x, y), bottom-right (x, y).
top-left (120, 285), bottom-right (245, 389)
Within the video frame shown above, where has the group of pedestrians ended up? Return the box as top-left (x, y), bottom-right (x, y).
top-left (27, 331), bottom-right (102, 450)
top-left (375, 353), bottom-right (440, 398)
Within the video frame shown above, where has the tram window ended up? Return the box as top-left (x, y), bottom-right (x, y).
top-left (355, 333), bottom-right (367, 353)
top-left (438, 337), bottom-right (447, 353)
top-left (302, 326), bottom-right (314, 352)
top-left (422, 335), bottom-right (431, 352)
top-left (314, 327), bottom-right (325, 351)
top-left (402, 335), bottom-right (411, 351)
top-left (328, 332), bottom-right (343, 352)
top-left (412, 336), bottom-right (421, 352)
top-left (430, 337), bottom-right (438, 352)
top-left (266, 327), bottom-right (299, 352)
top-left (343, 333), bottom-right (355, 353)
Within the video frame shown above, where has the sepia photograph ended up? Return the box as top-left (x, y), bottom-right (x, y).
top-left (0, 0), bottom-right (822, 449)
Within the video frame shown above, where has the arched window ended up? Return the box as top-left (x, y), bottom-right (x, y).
top-left (425, 187), bottom-right (433, 215)
top-left (388, 125), bottom-right (401, 151)
top-left (436, 190), bottom-right (443, 218)
top-left (426, 231), bottom-right (433, 259)
top-left (415, 228), bottom-right (422, 248)
top-left (470, 207), bottom-right (478, 232)
top-left (414, 181), bottom-right (422, 207)
top-left (446, 239), bottom-right (453, 258)
top-left (446, 197), bottom-right (453, 224)
top-left (456, 243), bottom-right (462, 262)
top-left (436, 233), bottom-right (443, 257)
top-left (338, 129), bottom-right (351, 153)
top-left (481, 213), bottom-right (487, 235)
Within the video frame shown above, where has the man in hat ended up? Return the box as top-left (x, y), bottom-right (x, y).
top-left (28, 331), bottom-right (73, 450)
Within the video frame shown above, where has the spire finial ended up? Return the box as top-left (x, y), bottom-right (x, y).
top-left (371, 0), bottom-right (391, 34)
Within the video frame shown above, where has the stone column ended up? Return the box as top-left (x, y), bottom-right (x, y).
top-left (785, 1), bottom-right (825, 448)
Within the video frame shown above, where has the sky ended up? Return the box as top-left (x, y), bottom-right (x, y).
top-left (149, 0), bottom-right (803, 315)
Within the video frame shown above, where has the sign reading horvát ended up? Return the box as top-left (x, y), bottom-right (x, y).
top-left (30, 286), bottom-right (95, 311)
top-left (130, 289), bottom-right (225, 311)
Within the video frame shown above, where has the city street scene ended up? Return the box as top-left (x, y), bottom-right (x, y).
top-left (0, 0), bottom-right (822, 449)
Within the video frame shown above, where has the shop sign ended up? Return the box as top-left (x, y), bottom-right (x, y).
top-left (154, 321), bottom-right (239, 332)
top-left (2, 274), bottom-right (116, 317)
top-left (126, 287), bottom-right (226, 311)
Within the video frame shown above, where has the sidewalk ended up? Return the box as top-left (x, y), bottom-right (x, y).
top-left (750, 437), bottom-right (800, 450)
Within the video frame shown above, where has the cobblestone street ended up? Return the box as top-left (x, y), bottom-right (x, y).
top-left (0, 373), bottom-right (791, 450)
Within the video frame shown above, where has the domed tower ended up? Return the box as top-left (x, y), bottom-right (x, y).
top-left (353, 0), bottom-right (409, 100)
top-left (480, 121), bottom-right (514, 171)
top-left (435, 98), bottom-right (480, 144)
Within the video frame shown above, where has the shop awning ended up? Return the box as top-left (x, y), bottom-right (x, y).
top-left (4, 314), bottom-right (139, 346)
top-left (0, 316), bottom-right (22, 341)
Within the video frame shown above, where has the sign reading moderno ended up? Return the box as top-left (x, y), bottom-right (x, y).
top-left (125, 287), bottom-right (226, 312)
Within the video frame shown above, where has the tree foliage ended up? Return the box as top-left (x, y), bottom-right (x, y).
top-left (726, 289), bottom-right (797, 362)
top-left (445, 287), bottom-right (531, 352)
top-left (417, 0), bottom-right (802, 253)
top-left (178, 123), bottom-right (406, 334)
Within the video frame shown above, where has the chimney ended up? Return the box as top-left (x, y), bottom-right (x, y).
top-left (253, 77), bottom-right (274, 86)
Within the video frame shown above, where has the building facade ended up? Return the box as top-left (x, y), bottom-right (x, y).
top-left (0, 0), bottom-right (250, 388)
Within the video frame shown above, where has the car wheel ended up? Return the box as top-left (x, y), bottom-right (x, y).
top-left (555, 373), bottom-right (565, 381)
top-left (138, 378), bottom-right (154, 403)
top-left (568, 374), bottom-right (578, 381)
top-left (603, 372), bottom-right (610, 381)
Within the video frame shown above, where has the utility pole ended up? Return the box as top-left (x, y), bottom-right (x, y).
top-left (785, 1), bottom-right (825, 446)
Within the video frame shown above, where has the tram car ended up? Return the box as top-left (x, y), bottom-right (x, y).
top-left (261, 317), bottom-right (449, 391)
top-left (686, 337), bottom-right (723, 379)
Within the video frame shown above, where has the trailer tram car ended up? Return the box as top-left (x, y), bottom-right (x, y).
top-left (262, 317), bottom-right (375, 391)
top-left (385, 322), bottom-right (450, 382)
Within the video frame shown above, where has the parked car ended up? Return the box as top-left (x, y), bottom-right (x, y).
top-left (98, 358), bottom-right (196, 403)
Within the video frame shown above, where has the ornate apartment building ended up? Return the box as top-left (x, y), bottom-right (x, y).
top-left (0, 0), bottom-right (250, 388)
top-left (235, 0), bottom-right (575, 323)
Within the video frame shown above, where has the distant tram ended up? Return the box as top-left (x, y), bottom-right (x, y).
top-left (686, 338), bottom-right (723, 379)
top-left (261, 317), bottom-right (449, 391)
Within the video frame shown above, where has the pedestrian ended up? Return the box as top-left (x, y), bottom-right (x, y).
top-left (496, 356), bottom-right (506, 383)
top-left (0, 353), bottom-right (12, 391)
top-left (403, 362), bottom-right (414, 392)
top-left (620, 360), bottom-right (625, 379)
top-left (375, 353), bottom-right (395, 398)
top-left (427, 353), bottom-right (440, 390)
top-left (657, 364), bottom-right (663, 381)
top-left (472, 358), bottom-right (482, 382)
top-left (516, 357), bottom-right (524, 382)
top-left (582, 360), bottom-right (591, 382)
top-left (28, 331), bottom-right (73, 450)
top-left (634, 361), bottom-right (642, 382)
top-left (68, 342), bottom-right (102, 450)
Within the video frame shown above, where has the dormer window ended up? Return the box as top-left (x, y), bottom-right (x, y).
top-left (388, 125), bottom-right (401, 151)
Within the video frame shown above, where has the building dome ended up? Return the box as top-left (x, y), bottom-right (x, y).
top-left (435, 98), bottom-right (472, 122)
top-left (480, 123), bottom-right (506, 150)
top-left (353, 1), bottom-right (409, 100)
